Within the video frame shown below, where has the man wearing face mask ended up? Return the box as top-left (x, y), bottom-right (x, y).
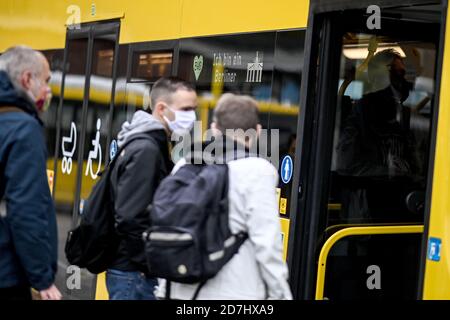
top-left (0, 46), bottom-right (60, 300)
top-left (336, 49), bottom-right (422, 223)
top-left (107, 77), bottom-right (197, 300)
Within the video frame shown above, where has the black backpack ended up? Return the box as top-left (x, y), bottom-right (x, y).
top-left (143, 149), bottom-right (249, 298)
top-left (65, 134), bottom-right (150, 274)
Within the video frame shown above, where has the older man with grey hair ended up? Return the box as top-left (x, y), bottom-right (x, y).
top-left (0, 46), bottom-right (61, 300)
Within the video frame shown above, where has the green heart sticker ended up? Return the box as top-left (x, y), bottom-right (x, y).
top-left (193, 55), bottom-right (203, 81)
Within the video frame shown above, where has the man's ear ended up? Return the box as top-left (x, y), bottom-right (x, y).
top-left (256, 124), bottom-right (262, 137)
top-left (210, 122), bottom-right (222, 136)
top-left (20, 70), bottom-right (33, 90)
top-left (153, 101), bottom-right (166, 118)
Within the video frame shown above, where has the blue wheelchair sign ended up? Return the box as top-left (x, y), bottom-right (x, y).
top-left (280, 155), bottom-right (293, 184)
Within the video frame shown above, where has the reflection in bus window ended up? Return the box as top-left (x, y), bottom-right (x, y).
top-left (130, 51), bottom-right (173, 82)
top-left (177, 31), bottom-right (305, 224)
top-left (329, 33), bottom-right (436, 225)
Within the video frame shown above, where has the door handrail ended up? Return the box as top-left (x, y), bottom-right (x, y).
top-left (315, 225), bottom-right (424, 300)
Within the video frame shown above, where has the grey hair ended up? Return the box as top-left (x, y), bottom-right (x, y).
top-left (0, 45), bottom-right (44, 89)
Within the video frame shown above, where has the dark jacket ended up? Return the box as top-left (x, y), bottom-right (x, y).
top-left (109, 111), bottom-right (173, 273)
top-left (0, 71), bottom-right (58, 290)
top-left (336, 86), bottom-right (418, 178)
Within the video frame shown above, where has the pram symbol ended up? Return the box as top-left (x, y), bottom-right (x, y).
top-left (61, 122), bottom-right (77, 174)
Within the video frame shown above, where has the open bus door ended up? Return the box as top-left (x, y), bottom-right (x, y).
top-left (287, 0), bottom-right (446, 299)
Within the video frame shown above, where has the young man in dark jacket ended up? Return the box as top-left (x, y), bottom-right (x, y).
top-left (0, 46), bottom-right (61, 300)
top-left (107, 77), bottom-right (197, 300)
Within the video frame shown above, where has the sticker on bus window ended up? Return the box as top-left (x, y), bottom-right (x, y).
top-left (280, 155), bottom-right (293, 184)
top-left (280, 198), bottom-right (287, 215)
top-left (427, 237), bottom-right (442, 262)
top-left (276, 188), bottom-right (281, 209)
top-left (110, 139), bottom-right (118, 161)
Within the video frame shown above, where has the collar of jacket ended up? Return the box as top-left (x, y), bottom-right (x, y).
top-left (0, 70), bottom-right (42, 125)
top-left (185, 135), bottom-right (254, 164)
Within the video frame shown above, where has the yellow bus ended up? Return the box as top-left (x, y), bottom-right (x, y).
top-left (1, 0), bottom-right (449, 300)
top-left (0, 0), bottom-right (306, 300)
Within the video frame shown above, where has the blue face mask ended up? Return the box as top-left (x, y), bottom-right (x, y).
top-left (163, 106), bottom-right (197, 134)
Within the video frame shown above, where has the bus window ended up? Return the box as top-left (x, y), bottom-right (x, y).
top-left (178, 30), bottom-right (305, 260)
top-left (330, 34), bottom-right (436, 226)
top-left (178, 31), bottom-right (276, 133)
top-left (130, 51), bottom-right (173, 82)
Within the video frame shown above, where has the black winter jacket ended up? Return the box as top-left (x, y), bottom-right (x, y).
top-left (109, 129), bottom-right (173, 273)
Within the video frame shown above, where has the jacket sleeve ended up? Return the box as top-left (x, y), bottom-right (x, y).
top-left (244, 161), bottom-right (293, 300)
top-left (114, 141), bottom-right (161, 271)
top-left (4, 120), bottom-right (57, 291)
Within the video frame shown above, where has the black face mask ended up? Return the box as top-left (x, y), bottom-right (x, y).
top-left (400, 79), bottom-right (414, 102)
top-left (392, 77), bottom-right (413, 102)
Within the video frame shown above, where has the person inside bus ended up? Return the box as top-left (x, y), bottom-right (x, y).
top-left (335, 49), bottom-right (424, 223)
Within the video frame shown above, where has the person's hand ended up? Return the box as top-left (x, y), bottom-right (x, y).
top-left (40, 284), bottom-right (62, 300)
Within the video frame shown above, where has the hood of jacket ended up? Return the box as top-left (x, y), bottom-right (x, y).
top-left (0, 70), bottom-right (41, 124)
top-left (117, 110), bottom-right (166, 148)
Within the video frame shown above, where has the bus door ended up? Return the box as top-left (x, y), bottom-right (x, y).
top-left (288, 0), bottom-right (443, 299)
top-left (53, 21), bottom-right (120, 299)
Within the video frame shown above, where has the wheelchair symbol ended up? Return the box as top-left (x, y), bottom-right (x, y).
top-left (85, 118), bottom-right (102, 179)
top-left (61, 122), bottom-right (77, 174)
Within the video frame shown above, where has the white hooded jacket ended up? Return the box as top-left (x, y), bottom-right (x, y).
top-left (155, 156), bottom-right (293, 300)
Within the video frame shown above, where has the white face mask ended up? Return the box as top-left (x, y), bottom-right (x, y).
top-left (163, 106), bottom-right (197, 134)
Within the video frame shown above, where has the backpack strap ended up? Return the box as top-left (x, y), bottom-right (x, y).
top-left (165, 280), bottom-right (171, 300)
top-left (108, 133), bottom-right (157, 168)
top-left (192, 280), bottom-right (207, 300)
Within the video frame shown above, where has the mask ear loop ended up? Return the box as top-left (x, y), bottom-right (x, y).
top-left (27, 74), bottom-right (44, 103)
top-left (162, 103), bottom-right (175, 126)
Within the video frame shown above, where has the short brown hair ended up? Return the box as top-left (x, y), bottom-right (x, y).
top-left (150, 77), bottom-right (195, 111)
top-left (368, 49), bottom-right (403, 82)
top-left (213, 93), bottom-right (259, 131)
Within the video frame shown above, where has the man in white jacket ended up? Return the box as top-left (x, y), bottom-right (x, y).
top-left (156, 93), bottom-right (293, 300)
